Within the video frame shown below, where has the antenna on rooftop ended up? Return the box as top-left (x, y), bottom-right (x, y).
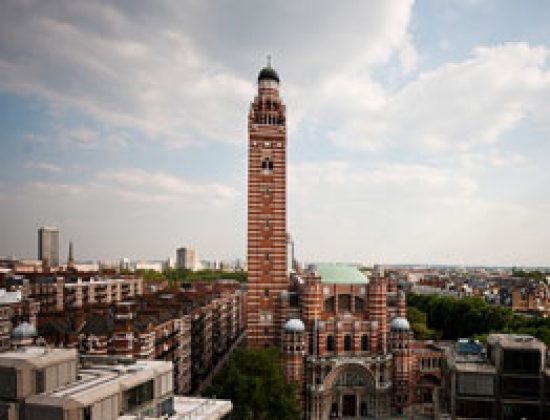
top-left (267, 54), bottom-right (272, 68)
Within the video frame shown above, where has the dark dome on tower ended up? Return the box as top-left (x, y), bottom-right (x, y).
top-left (258, 66), bottom-right (280, 83)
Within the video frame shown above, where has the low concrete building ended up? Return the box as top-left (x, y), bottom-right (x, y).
top-left (443, 334), bottom-right (550, 419)
top-left (0, 346), bottom-right (174, 420)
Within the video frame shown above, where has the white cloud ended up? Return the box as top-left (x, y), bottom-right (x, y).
top-left (0, 0), bottom-right (416, 149)
top-left (27, 168), bottom-right (239, 205)
top-left (97, 169), bottom-right (239, 202)
top-left (288, 160), bottom-right (550, 265)
top-left (313, 43), bottom-right (550, 153)
top-left (459, 149), bottom-right (527, 169)
top-left (290, 161), bottom-right (477, 200)
top-left (25, 161), bottom-right (63, 173)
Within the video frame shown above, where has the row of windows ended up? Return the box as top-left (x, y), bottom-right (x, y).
top-left (326, 334), bottom-right (369, 352)
top-left (324, 295), bottom-right (364, 313)
top-left (254, 114), bottom-right (284, 125)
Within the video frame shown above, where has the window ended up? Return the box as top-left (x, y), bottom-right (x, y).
top-left (360, 402), bottom-right (368, 417)
top-left (338, 294), bottom-right (352, 312)
top-left (503, 350), bottom-right (541, 373)
top-left (264, 186), bottom-right (270, 196)
top-left (326, 335), bottom-right (335, 352)
top-left (83, 407), bottom-right (92, 420)
top-left (261, 157), bottom-right (274, 173)
top-left (324, 297), bottom-right (335, 312)
top-left (354, 296), bottom-right (364, 312)
top-left (361, 335), bottom-right (369, 352)
top-left (265, 253), bottom-right (270, 261)
top-left (35, 370), bottom-right (44, 393)
top-left (264, 219), bottom-right (270, 228)
top-left (264, 289), bottom-right (269, 298)
top-left (344, 335), bottom-right (352, 352)
top-left (125, 380), bottom-right (154, 411)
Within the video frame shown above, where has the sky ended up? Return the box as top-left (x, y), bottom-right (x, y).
top-left (0, 0), bottom-right (549, 266)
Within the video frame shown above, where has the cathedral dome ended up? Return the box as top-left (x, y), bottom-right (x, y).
top-left (11, 321), bottom-right (37, 339)
top-left (258, 66), bottom-right (280, 83)
top-left (390, 317), bottom-right (411, 332)
top-left (284, 318), bottom-right (305, 333)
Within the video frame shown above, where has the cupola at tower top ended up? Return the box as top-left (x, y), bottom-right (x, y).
top-left (258, 55), bottom-right (280, 89)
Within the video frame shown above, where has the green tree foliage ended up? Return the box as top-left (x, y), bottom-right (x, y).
top-left (137, 268), bottom-right (247, 287)
top-left (203, 347), bottom-right (301, 420)
top-left (407, 306), bottom-right (440, 340)
top-left (407, 293), bottom-right (550, 346)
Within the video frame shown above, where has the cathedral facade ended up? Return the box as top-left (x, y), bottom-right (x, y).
top-left (247, 63), bottom-right (443, 419)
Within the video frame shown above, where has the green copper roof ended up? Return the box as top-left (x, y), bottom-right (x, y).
top-left (316, 264), bottom-right (369, 284)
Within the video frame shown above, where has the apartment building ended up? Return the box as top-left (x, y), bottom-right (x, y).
top-left (35, 281), bottom-right (244, 395)
top-left (2, 275), bottom-right (143, 313)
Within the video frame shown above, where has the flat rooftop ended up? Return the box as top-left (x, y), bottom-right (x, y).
top-left (26, 359), bottom-right (172, 408)
top-left (116, 397), bottom-right (232, 420)
top-left (488, 334), bottom-right (546, 351)
top-left (0, 346), bottom-right (77, 369)
top-left (171, 397), bottom-right (232, 420)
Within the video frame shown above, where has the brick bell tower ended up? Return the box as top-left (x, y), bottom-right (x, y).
top-left (247, 59), bottom-right (288, 348)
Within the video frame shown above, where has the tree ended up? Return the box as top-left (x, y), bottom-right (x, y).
top-left (203, 347), bottom-right (301, 420)
top-left (407, 306), bottom-right (440, 340)
top-left (407, 292), bottom-right (550, 346)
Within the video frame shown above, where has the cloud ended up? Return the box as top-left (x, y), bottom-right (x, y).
top-left (0, 0), bottom-right (416, 149)
top-left (290, 161), bottom-right (477, 200)
top-left (96, 169), bottom-right (239, 202)
top-left (459, 149), bottom-right (527, 169)
top-left (288, 160), bottom-right (550, 265)
top-left (25, 161), bottom-right (63, 173)
top-left (27, 168), bottom-right (239, 205)
top-left (312, 43), bottom-right (550, 153)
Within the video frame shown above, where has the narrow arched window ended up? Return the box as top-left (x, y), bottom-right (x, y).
top-left (261, 157), bottom-right (273, 173)
top-left (327, 335), bottom-right (335, 352)
top-left (361, 334), bottom-right (369, 351)
top-left (344, 335), bottom-right (352, 352)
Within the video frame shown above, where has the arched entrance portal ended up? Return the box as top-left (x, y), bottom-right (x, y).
top-left (321, 363), bottom-right (376, 419)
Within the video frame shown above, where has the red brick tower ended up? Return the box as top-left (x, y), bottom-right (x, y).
top-left (390, 317), bottom-right (414, 414)
top-left (247, 60), bottom-right (288, 348)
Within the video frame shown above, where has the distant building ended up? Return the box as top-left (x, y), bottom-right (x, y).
top-left (287, 233), bottom-right (295, 274)
top-left (4, 275), bottom-right (143, 313)
top-left (443, 334), bottom-right (550, 419)
top-left (38, 226), bottom-right (59, 267)
top-left (135, 260), bottom-right (165, 272)
top-left (176, 247), bottom-right (199, 271)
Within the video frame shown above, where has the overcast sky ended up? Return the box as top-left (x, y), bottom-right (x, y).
top-left (1, 0), bottom-right (549, 266)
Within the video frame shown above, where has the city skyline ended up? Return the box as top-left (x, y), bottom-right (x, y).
top-left (1, 0), bottom-right (550, 266)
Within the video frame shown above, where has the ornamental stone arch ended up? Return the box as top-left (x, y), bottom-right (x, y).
top-left (323, 362), bottom-right (376, 389)
top-left (320, 362), bottom-right (376, 419)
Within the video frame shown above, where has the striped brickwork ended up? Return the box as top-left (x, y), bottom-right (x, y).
top-left (247, 81), bottom-right (288, 348)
